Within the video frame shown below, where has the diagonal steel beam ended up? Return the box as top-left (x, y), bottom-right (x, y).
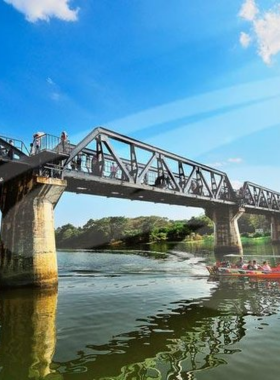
top-left (63, 127), bottom-right (102, 168)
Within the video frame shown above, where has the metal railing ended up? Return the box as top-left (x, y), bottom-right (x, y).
top-left (0, 135), bottom-right (30, 156)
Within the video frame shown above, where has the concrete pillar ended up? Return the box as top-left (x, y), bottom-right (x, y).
top-left (0, 288), bottom-right (61, 379)
top-left (206, 206), bottom-right (245, 254)
top-left (0, 174), bottom-right (66, 288)
top-left (271, 215), bottom-right (280, 243)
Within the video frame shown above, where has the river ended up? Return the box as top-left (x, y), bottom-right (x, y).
top-left (1, 241), bottom-right (280, 379)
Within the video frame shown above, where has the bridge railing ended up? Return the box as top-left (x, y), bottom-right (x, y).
top-left (0, 135), bottom-right (29, 158)
top-left (32, 133), bottom-right (71, 154)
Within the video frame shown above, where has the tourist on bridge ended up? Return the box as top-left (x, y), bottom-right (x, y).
top-left (110, 162), bottom-right (118, 178)
top-left (7, 139), bottom-right (14, 159)
top-left (85, 154), bottom-right (91, 173)
top-left (154, 174), bottom-right (164, 187)
top-left (60, 131), bottom-right (68, 152)
top-left (91, 154), bottom-right (99, 175)
top-left (76, 154), bottom-right (82, 171)
top-left (33, 132), bottom-right (44, 154)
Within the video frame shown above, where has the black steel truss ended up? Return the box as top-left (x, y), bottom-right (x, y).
top-left (62, 127), bottom-right (236, 203)
top-left (241, 181), bottom-right (280, 212)
top-left (2, 127), bottom-right (280, 213)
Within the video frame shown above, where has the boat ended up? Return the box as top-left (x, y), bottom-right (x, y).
top-left (206, 264), bottom-right (280, 279)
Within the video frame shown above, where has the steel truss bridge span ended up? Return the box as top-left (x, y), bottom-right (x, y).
top-left (58, 127), bottom-right (279, 214)
top-left (62, 127), bottom-right (236, 209)
top-left (1, 127), bottom-right (280, 214)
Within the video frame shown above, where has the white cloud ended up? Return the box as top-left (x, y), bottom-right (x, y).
top-left (239, 1), bottom-right (280, 64)
top-left (228, 158), bottom-right (243, 163)
top-left (47, 77), bottom-right (55, 85)
top-left (207, 158), bottom-right (243, 168)
top-left (254, 9), bottom-right (280, 64)
top-left (4, 0), bottom-right (79, 22)
top-left (240, 31), bottom-right (251, 48)
top-left (46, 77), bottom-right (62, 101)
top-left (239, 0), bottom-right (259, 21)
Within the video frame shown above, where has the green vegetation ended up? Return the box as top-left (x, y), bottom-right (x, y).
top-left (55, 212), bottom-right (271, 249)
top-left (55, 214), bottom-right (214, 249)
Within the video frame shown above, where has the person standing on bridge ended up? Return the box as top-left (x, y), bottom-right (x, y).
top-left (85, 154), bottom-right (91, 173)
top-left (33, 132), bottom-right (44, 154)
top-left (7, 139), bottom-right (14, 160)
top-left (110, 162), bottom-right (118, 178)
top-left (76, 154), bottom-right (82, 171)
top-left (91, 154), bottom-right (99, 175)
top-left (60, 131), bottom-right (68, 152)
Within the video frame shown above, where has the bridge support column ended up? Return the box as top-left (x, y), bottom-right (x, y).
top-left (0, 174), bottom-right (66, 288)
top-left (271, 215), bottom-right (280, 243)
top-left (206, 206), bottom-right (245, 254)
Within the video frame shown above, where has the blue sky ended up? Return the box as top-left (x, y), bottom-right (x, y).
top-left (1, 0), bottom-right (280, 227)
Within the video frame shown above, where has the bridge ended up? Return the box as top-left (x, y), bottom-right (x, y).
top-left (1, 127), bottom-right (280, 287)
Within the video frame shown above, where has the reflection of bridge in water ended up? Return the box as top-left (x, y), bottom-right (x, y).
top-left (1, 127), bottom-right (280, 287)
top-left (1, 278), bottom-right (279, 379)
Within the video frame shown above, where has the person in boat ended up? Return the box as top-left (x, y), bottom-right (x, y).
top-left (252, 260), bottom-right (259, 270)
top-left (235, 257), bottom-right (244, 268)
top-left (261, 261), bottom-right (272, 271)
top-left (246, 260), bottom-right (254, 270)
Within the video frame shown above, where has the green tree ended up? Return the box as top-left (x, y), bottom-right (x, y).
top-left (187, 214), bottom-right (213, 235)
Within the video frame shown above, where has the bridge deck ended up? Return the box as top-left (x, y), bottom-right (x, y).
top-left (64, 170), bottom-right (236, 208)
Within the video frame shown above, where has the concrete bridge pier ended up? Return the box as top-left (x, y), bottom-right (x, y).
top-left (206, 206), bottom-right (245, 254)
top-left (0, 174), bottom-right (66, 288)
top-left (271, 215), bottom-right (280, 243)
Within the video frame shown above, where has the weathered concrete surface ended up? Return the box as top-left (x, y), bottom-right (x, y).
top-left (0, 288), bottom-right (58, 378)
top-left (0, 174), bottom-right (66, 288)
top-left (206, 206), bottom-right (245, 254)
top-left (271, 215), bottom-right (280, 243)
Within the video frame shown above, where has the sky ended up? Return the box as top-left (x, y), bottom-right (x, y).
top-left (1, 0), bottom-right (280, 227)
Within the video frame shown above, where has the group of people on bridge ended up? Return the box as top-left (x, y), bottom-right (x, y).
top-left (29, 131), bottom-right (68, 155)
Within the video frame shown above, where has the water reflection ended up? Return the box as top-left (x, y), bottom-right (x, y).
top-left (0, 288), bottom-right (60, 380)
top-left (53, 278), bottom-right (280, 380)
top-left (1, 257), bottom-right (280, 379)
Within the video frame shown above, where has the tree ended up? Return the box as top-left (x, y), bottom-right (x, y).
top-left (187, 215), bottom-right (213, 235)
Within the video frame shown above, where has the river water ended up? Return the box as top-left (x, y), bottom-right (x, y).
top-left (1, 242), bottom-right (280, 380)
